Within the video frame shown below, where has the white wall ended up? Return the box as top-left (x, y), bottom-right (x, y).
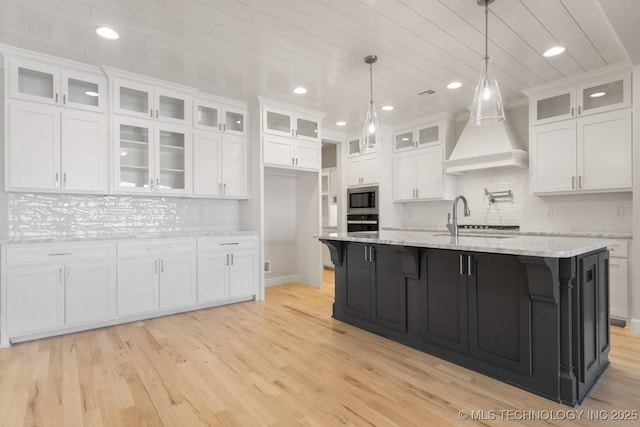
top-left (631, 64), bottom-right (640, 333)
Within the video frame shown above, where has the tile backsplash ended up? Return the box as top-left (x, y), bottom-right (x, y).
top-left (8, 193), bottom-right (240, 239)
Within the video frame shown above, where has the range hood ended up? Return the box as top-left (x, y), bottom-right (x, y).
top-left (444, 118), bottom-right (528, 174)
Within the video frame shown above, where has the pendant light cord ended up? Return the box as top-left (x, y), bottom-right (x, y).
top-left (369, 62), bottom-right (374, 107)
top-left (484, 0), bottom-right (489, 61)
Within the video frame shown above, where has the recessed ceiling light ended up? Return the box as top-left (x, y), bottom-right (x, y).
top-left (590, 92), bottom-right (606, 98)
top-left (446, 81), bottom-right (463, 89)
top-left (336, 121), bottom-right (346, 126)
top-left (95, 26), bottom-right (120, 40)
top-left (85, 91), bottom-right (99, 97)
top-left (543, 46), bottom-right (565, 58)
top-left (293, 86), bottom-right (307, 94)
top-left (381, 105), bottom-right (394, 111)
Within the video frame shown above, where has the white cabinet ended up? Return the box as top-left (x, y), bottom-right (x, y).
top-left (322, 168), bottom-right (338, 204)
top-left (193, 132), bottom-right (247, 198)
top-left (609, 240), bottom-right (630, 320)
top-left (262, 105), bottom-right (321, 142)
top-left (4, 242), bottom-right (116, 338)
top-left (530, 109), bottom-right (632, 194)
top-left (114, 117), bottom-right (192, 195)
top-left (347, 153), bottom-right (379, 187)
top-left (117, 239), bottom-right (197, 316)
top-left (197, 235), bottom-right (259, 302)
top-left (528, 70), bottom-right (631, 126)
top-left (393, 121), bottom-right (442, 152)
top-left (9, 57), bottom-right (107, 112)
top-left (113, 79), bottom-right (192, 125)
top-left (194, 97), bottom-right (247, 136)
top-left (393, 145), bottom-right (452, 201)
top-left (263, 135), bottom-right (321, 171)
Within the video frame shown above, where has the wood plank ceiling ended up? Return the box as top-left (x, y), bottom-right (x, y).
top-left (0, 0), bottom-right (633, 135)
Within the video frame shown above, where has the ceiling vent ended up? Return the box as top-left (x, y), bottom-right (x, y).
top-left (418, 89), bottom-right (436, 95)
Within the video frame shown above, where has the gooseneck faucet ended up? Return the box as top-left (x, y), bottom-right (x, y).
top-left (446, 195), bottom-right (471, 244)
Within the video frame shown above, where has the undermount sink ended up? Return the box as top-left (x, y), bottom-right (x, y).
top-left (433, 233), bottom-right (514, 239)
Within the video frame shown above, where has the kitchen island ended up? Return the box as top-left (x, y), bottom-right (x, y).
top-left (319, 230), bottom-right (612, 406)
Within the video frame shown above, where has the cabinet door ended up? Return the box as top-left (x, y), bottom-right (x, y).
top-left (347, 157), bottom-right (363, 186)
top-left (609, 258), bottom-right (628, 319)
top-left (61, 110), bottom-right (108, 193)
top-left (295, 140), bottom-right (321, 170)
top-left (468, 253), bottom-right (532, 374)
top-left (229, 250), bottom-right (259, 298)
top-left (417, 122), bottom-right (440, 147)
top-left (530, 121), bottom-right (577, 194)
top-left (578, 109), bottom-right (632, 191)
top-left (159, 254), bottom-right (197, 309)
top-left (155, 88), bottom-right (191, 125)
top-left (263, 135), bottom-right (294, 167)
top-left (65, 260), bottom-right (116, 325)
top-left (295, 113), bottom-right (321, 142)
top-left (198, 252), bottom-right (229, 302)
top-left (156, 125), bottom-right (191, 195)
top-left (7, 101), bottom-right (60, 190)
top-left (9, 59), bottom-right (60, 105)
top-left (117, 258), bottom-right (159, 316)
top-left (194, 100), bottom-right (221, 131)
top-left (421, 250), bottom-right (468, 353)
top-left (348, 138), bottom-right (361, 156)
top-left (193, 131), bottom-right (222, 196)
top-left (263, 107), bottom-right (293, 137)
top-left (371, 245), bottom-right (407, 332)
top-left (221, 135), bottom-right (248, 197)
top-left (393, 152), bottom-right (416, 201)
top-left (7, 265), bottom-right (65, 335)
top-left (361, 153), bottom-right (379, 185)
top-left (114, 80), bottom-right (154, 119)
top-left (530, 87), bottom-right (575, 126)
top-left (344, 243), bottom-right (372, 320)
top-left (61, 70), bottom-right (107, 112)
top-left (115, 118), bottom-right (154, 192)
top-left (223, 106), bottom-right (247, 136)
top-left (416, 146), bottom-right (444, 200)
top-left (394, 130), bottom-right (415, 152)
top-left (577, 71), bottom-right (631, 117)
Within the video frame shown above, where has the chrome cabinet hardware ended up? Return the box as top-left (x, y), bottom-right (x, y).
top-left (160, 259), bottom-right (164, 273)
top-left (223, 124), bottom-right (226, 131)
top-left (223, 183), bottom-right (227, 194)
top-left (156, 178), bottom-right (160, 191)
top-left (154, 259), bottom-right (158, 273)
top-left (47, 252), bottom-right (79, 256)
top-left (63, 173), bottom-right (67, 187)
top-left (572, 176), bottom-right (575, 189)
top-left (63, 94), bottom-right (66, 105)
top-left (150, 108), bottom-right (153, 117)
top-left (220, 242), bottom-right (240, 246)
top-left (571, 107), bottom-right (575, 116)
top-left (230, 253), bottom-right (234, 265)
top-left (579, 176), bottom-right (582, 189)
top-left (578, 106), bottom-right (582, 115)
top-left (155, 109), bottom-right (159, 119)
top-left (467, 255), bottom-right (473, 276)
top-left (459, 254), bottom-right (464, 275)
top-left (55, 93), bottom-right (59, 103)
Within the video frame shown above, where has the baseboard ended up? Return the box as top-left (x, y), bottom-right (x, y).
top-left (630, 318), bottom-right (640, 334)
top-left (265, 275), bottom-right (299, 287)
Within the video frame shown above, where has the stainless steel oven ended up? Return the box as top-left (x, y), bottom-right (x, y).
top-left (347, 186), bottom-right (378, 215)
top-left (347, 214), bottom-right (379, 233)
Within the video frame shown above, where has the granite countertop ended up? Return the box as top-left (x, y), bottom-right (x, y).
top-left (383, 226), bottom-right (633, 240)
top-left (319, 230), bottom-right (614, 258)
top-left (0, 230), bottom-right (260, 245)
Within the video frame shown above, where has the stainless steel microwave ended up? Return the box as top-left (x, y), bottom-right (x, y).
top-left (347, 186), bottom-right (378, 214)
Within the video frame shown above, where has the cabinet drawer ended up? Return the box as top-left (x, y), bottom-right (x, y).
top-left (6, 241), bottom-right (116, 266)
top-left (198, 235), bottom-right (258, 252)
top-left (608, 240), bottom-right (628, 258)
top-left (117, 238), bottom-right (196, 257)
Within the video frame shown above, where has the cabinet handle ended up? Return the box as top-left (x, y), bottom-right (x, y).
top-left (55, 172), bottom-right (60, 187)
top-left (150, 108), bottom-right (153, 118)
top-left (579, 176), bottom-right (582, 189)
top-left (220, 242), bottom-right (240, 246)
top-left (364, 245), bottom-right (369, 261)
top-left (578, 106), bottom-right (581, 116)
top-left (226, 254), bottom-right (229, 265)
top-left (572, 176), bottom-right (575, 189)
top-left (223, 183), bottom-right (227, 194)
top-left (459, 254), bottom-right (464, 275)
top-left (368, 246), bottom-right (374, 262)
top-left (295, 158), bottom-right (298, 166)
top-left (292, 157), bottom-right (295, 165)
top-left (156, 178), bottom-right (160, 191)
top-left (230, 253), bottom-right (234, 265)
top-left (415, 189), bottom-right (418, 198)
top-left (156, 109), bottom-right (159, 119)
top-left (571, 107), bottom-right (575, 117)
top-left (218, 183), bottom-right (222, 194)
top-left (291, 129), bottom-right (295, 137)
top-left (63, 94), bottom-right (66, 105)
top-left (160, 259), bottom-right (164, 273)
top-left (223, 124), bottom-right (226, 131)
top-left (294, 130), bottom-right (298, 137)
top-left (150, 178), bottom-right (154, 190)
top-left (63, 173), bottom-right (67, 187)
top-left (154, 259), bottom-right (158, 274)
top-left (218, 123), bottom-right (222, 131)
top-left (55, 93), bottom-right (59, 103)
top-left (467, 255), bottom-right (473, 276)
top-left (47, 252), bottom-right (80, 256)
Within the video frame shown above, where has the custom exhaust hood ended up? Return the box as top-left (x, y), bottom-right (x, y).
top-left (443, 117), bottom-right (528, 174)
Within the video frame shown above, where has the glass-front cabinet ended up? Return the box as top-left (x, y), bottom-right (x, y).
top-left (393, 121), bottom-right (441, 152)
top-left (529, 70), bottom-right (631, 126)
top-left (113, 80), bottom-right (192, 125)
top-left (9, 58), bottom-right (107, 112)
top-left (114, 117), bottom-right (191, 195)
top-left (193, 97), bottom-right (247, 136)
top-left (262, 105), bottom-right (321, 142)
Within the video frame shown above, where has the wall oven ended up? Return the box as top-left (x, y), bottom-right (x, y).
top-left (347, 214), bottom-right (379, 233)
top-left (347, 186), bottom-right (379, 232)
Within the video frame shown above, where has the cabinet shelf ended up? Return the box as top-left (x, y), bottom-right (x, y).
top-left (159, 168), bottom-right (185, 174)
top-left (159, 144), bottom-right (185, 151)
top-left (120, 139), bottom-right (149, 147)
top-left (120, 164), bottom-right (149, 171)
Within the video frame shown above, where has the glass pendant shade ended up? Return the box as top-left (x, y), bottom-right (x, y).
top-left (360, 100), bottom-right (380, 153)
top-left (469, 57), bottom-right (505, 126)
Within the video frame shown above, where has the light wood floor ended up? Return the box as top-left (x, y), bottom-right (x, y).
top-left (1, 269), bottom-right (639, 426)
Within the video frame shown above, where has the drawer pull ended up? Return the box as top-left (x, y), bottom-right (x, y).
top-left (220, 242), bottom-right (240, 246)
top-left (48, 252), bottom-right (79, 256)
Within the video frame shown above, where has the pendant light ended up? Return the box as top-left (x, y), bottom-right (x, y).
top-left (469, 0), bottom-right (505, 126)
top-left (360, 55), bottom-right (381, 153)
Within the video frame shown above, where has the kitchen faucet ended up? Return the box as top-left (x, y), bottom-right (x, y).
top-left (446, 195), bottom-right (471, 244)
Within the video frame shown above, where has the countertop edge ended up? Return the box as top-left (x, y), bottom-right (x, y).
top-left (382, 226), bottom-right (633, 240)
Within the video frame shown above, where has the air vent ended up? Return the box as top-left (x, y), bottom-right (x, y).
top-left (418, 89), bottom-right (436, 96)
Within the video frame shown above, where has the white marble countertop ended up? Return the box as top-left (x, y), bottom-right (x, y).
top-left (319, 230), bottom-right (614, 257)
top-left (383, 226), bottom-right (632, 240)
top-left (0, 230), bottom-right (259, 245)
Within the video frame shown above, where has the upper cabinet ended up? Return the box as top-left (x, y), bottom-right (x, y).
top-left (527, 69), bottom-right (631, 126)
top-left (262, 104), bottom-right (322, 142)
top-left (525, 66), bottom-right (632, 195)
top-left (194, 96), bottom-right (247, 136)
top-left (393, 121), bottom-right (442, 152)
top-left (346, 137), bottom-right (379, 187)
top-left (9, 57), bottom-right (107, 112)
top-left (113, 79), bottom-right (192, 125)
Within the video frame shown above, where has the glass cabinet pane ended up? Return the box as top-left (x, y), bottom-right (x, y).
top-left (395, 131), bottom-right (414, 150)
top-left (120, 87), bottom-right (149, 114)
top-left (18, 67), bottom-right (54, 100)
top-left (296, 117), bottom-right (318, 138)
top-left (418, 125), bottom-right (439, 146)
top-left (67, 78), bottom-right (99, 107)
top-left (159, 95), bottom-right (185, 121)
top-left (582, 80), bottom-right (624, 112)
top-left (119, 124), bottom-right (150, 189)
top-left (266, 111), bottom-right (291, 133)
top-left (349, 139), bottom-right (360, 155)
top-left (225, 111), bottom-right (244, 133)
top-left (536, 93), bottom-right (571, 121)
top-left (158, 130), bottom-right (186, 190)
top-left (197, 105), bottom-right (219, 128)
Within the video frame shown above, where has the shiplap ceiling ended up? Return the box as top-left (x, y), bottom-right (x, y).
top-left (0, 0), bottom-right (636, 136)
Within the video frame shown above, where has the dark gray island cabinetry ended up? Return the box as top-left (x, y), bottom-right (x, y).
top-left (320, 232), bottom-right (611, 406)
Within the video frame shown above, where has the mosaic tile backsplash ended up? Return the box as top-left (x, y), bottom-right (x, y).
top-left (8, 193), bottom-right (240, 239)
